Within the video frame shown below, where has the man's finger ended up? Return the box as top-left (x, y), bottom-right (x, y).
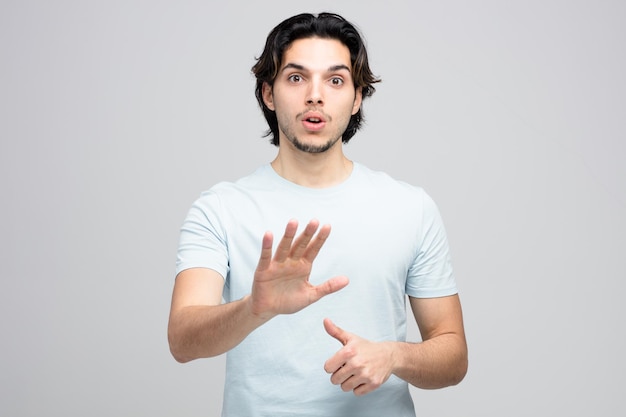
top-left (302, 223), bottom-right (331, 263)
top-left (323, 318), bottom-right (350, 346)
top-left (273, 219), bottom-right (298, 262)
top-left (323, 318), bottom-right (351, 374)
top-left (290, 219), bottom-right (320, 260)
top-left (256, 231), bottom-right (274, 271)
top-left (312, 276), bottom-right (349, 304)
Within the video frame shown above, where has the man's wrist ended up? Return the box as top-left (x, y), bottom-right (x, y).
top-left (242, 294), bottom-right (275, 323)
top-left (387, 340), bottom-right (411, 377)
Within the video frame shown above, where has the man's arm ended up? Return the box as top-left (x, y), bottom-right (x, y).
top-left (324, 294), bottom-right (467, 395)
top-left (167, 268), bottom-right (267, 363)
top-left (168, 219), bottom-right (349, 363)
top-left (393, 294), bottom-right (468, 388)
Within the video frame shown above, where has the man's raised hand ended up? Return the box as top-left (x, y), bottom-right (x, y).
top-left (249, 219), bottom-right (349, 320)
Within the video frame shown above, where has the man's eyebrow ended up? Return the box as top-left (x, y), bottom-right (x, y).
top-left (328, 64), bottom-right (351, 73)
top-left (280, 63), bottom-right (352, 73)
top-left (281, 63), bottom-right (305, 72)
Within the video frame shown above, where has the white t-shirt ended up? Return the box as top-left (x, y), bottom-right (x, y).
top-left (176, 163), bottom-right (457, 417)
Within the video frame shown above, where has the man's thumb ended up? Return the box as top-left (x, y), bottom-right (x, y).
top-left (323, 318), bottom-right (349, 345)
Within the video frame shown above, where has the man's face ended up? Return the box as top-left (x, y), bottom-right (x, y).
top-left (262, 37), bottom-right (363, 153)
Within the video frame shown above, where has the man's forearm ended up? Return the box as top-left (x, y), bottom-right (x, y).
top-left (168, 295), bottom-right (268, 363)
top-left (391, 333), bottom-right (468, 389)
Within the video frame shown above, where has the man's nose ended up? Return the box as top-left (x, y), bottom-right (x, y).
top-left (306, 79), bottom-right (323, 105)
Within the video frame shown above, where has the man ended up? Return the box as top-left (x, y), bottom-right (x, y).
top-left (168, 12), bottom-right (467, 417)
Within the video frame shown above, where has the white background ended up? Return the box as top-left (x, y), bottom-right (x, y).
top-left (1, 1), bottom-right (624, 415)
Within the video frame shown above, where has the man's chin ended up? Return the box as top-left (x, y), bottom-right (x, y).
top-left (291, 136), bottom-right (341, 154)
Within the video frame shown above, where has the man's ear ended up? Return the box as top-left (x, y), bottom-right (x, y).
top-left (262, 82), bottom-right (275, 111)
top-left (351, 87), bottom-right (363, 115)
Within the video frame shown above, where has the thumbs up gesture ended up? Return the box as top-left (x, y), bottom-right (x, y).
top-left (323, 318), bottom-right (396, 396)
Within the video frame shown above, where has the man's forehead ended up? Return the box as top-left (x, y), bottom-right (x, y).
top-left (281, 37), bottom-right (352, 71)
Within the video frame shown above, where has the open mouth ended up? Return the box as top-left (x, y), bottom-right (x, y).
top-left (301, 112), bottom-right (326, 131)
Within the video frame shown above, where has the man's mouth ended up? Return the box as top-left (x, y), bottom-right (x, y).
top-left (302, 111), bottom-right (327, 123)
top-left (302, 113), bottom-right (327, 131)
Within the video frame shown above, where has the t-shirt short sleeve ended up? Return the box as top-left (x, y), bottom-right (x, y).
top-left (405, 190), bottom-right (457, 298)
top-left (175, 190), bottom-right (229, 279)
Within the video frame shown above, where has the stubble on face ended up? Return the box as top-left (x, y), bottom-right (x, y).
top-left (290, 136), bottom-right (339, 153)
top-left (285, 110), bottom-right (342, 154)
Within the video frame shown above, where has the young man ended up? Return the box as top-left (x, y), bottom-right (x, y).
top-left (168, 12), bottom-right (467, 417)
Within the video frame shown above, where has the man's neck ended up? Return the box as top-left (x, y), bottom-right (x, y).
top-left (271, 146), bottom-right (353, 189)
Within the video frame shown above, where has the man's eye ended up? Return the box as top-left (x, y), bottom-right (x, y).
top-left (330, 77), bottom-right (344, 86)
top-left (288, 74), bottom-right (302, 83)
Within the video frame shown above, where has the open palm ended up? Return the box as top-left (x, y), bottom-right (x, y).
top-left (250, 219), bottom-right (349, 320)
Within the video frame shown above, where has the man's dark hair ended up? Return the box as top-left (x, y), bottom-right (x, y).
top-left (252, 12), bottom-right (381, 146)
